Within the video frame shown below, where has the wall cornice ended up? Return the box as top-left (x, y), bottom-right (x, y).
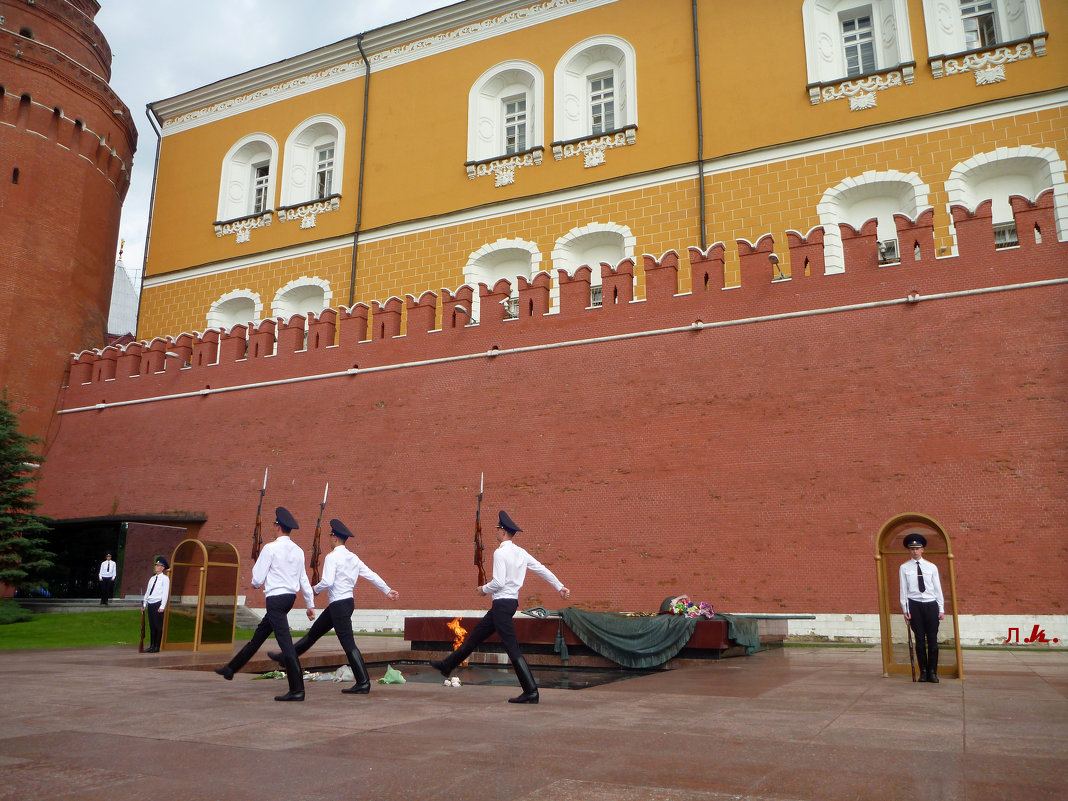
top-left (152, 0), bottom-right (618, 135)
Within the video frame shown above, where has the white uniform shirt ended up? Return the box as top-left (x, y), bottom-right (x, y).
top-left (143, 572), bottom-right (170, 611)
top-left (251, 535), bottom-right (314, 608)
top-left (99, 560), bottom-right (116, 580)
top-left (314, 544), bottom-right (391, 603)
top-left (481, 539), bottom-right (563, 601)
top-left (899, 557), bottom-right (944, 614)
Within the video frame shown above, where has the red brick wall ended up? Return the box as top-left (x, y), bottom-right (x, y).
top-left (0, 0), bottom-right (136, 441)
top-left (37, 202), bottom-right (1068, 617)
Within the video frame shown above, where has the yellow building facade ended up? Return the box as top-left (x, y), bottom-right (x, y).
top-left (141, 0), bottom-right (1067, 341)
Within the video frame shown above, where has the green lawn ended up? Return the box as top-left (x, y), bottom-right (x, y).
top-left (0, 609), bottom-right (258, 650)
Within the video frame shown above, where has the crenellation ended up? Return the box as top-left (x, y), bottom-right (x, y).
top-left (601, 259), bottom-right (635, 310)
top-left (516, 272), bottom-right (551, 319)
top-left (786, 227), bottom-right (825, 280)
top-left (557, 266), bottom-right (593, 317)
top-left (60, 216), bottom-right (1068, 403)
top-left (839, 218), bottom-right (881, 271)
top-left (642, 250), bottom-right (680, 303)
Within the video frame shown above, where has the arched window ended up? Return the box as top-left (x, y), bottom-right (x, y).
top-left (922, 0), bottom-right (1045, 59)
top-left (280, 115), bottom-right (345, 207)
top-left (946, 146), bottom-right (1068, 251)
top-left (552, 223), bottom-right (635, 307)
top-left (272, 277), bottom-right (332, 321)
top-left (217, 134), bottom-right (278, 222)
top-left (464, 239), bottom-right (542, 322)
top-left (803, 0), bottom-right (914, 84)
top-left (817, 171), bottom-right (930, 271)
top-left (207, 290), bottom-right (262, 331)
top-left (554, 36), bottom-right (637, 144)
top-left (468, 62), bottom-right (543, 164)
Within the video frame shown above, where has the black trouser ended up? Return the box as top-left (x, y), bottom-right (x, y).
top-left (99, 578), bottom-right (114, 604)
top-left (294, 598), bottom-right (357, 655)
top-left (227, 593), bottom-right (298, 672)
top-left (908, 599), bottom-right (940, 674)
top-left (146, 601), bottom-right (163, 650)
top-left (439, 599), bottom-right (528, 672)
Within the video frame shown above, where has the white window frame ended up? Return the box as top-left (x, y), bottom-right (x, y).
top-left (463, 239), bottom-right (542, 323)
top-left (551, 223), bottom-right (635, 310)
top-left (841, 11), bottom-right (877, 76)
top-left (588, 71), bottom-right (616, 135)
top-left (272, 277), bottom-right (332, 323)
top-left (207, 289), bottom-right (262, 331)
top-left (315, 144), bottom-right (335, 199)
top-left (280, 114), bottom-right (345, 208)
top-left (960, 0), bottom-right (998, 50)
top-left (217, 134), bottom-right (278, 222)
top-left (554, 36), bottom-right (637, 143)
top-left (502, 94), bottom-right (528, 155)
top-left (803, 0), bottom-right (914, 87)
top-left (468, 61), bottom-right (543, 164)
top-left (922, 0), bottom-right (1045, 60)
top-left (816, 170), bottom-right (931, 273)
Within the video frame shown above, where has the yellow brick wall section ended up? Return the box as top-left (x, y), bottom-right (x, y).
top-left (138, 107), bottom-right (1066, 341)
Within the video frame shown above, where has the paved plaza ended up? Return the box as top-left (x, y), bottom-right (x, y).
top-left (1, 639), bottom-right (1064, 801)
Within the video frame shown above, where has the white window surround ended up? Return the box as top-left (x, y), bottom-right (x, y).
top-left (551, 223), bottom-right (635, 308)
top-left (280, 114), bottom-right (346, 208)
top-left (945, 146), bottom-right (1068, 250)
top-left (217, 134), bottom-right (279, 223)
top-left (553, 35), bottom-right (637, 145)
top-left (467, 60), bottom-right (544, 181)
top-left (464, 239), bottom-right (542, 322)
top-left (817, 170), bottom-right (931, 272)
top-left (272, 277), bottom-right (332, 321)
top-left (923, 0), bottom-right (1045, 58)
top-left (207, 289), bottom-right (262, 331)
top-left (803, 0), bottom-right (915, 103)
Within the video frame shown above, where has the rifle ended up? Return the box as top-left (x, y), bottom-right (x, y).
top-left (310, 482), bottom-right (328, 584)
top-left (252, 467), bottom-right (268, 560)
top-left (906, 616), bottom-right (917, 682)
top-left (138, 607), bottom-right (146, 653)
top-left (474, 473), bottom-right (486, 586)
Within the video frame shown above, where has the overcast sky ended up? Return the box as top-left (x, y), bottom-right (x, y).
top-left (95, 0), bottom-right (449, 286)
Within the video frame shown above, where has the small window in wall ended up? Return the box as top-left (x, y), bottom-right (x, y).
top-left (315, 145), bottom-right (334, 199)
top-left (273, 278), bottom-right (331, 321)
top-left (207, 291), bottom-right (262, 331)
top-left (842, 13), bottom-right (876, 76)
top-left (251, 162), bottom-right (270, 215)
top-left (503, 95), bottom-right (527, 155)
top-left (589, 72), bottom-right (615, 135)
top-left (217, 135), bottom-right (278, 223)
top-left (961, 0), bottom-right (998, 50)
top-left (464, 240), bottom-right (541, 322)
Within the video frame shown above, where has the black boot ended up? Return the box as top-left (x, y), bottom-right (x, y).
top-left (341, 648), bottom-right (371, 694)
top-left (508, 656), bottom-right (539, 704)
top-left (928, 664), bottom-right (940, 683)
top-left (431, 643), bottom-right (473, 678)
top-left (275, 654), bottom-right (305, 702)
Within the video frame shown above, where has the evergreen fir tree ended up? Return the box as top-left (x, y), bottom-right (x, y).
top-left (0, 392), bottom-right (54, 592)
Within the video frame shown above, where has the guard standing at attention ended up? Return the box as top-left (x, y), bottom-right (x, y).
top-left (98, 552), bottom-right (117, 605)
top-left (215, 507), bottom-right (315, 701)
top-left (431, 510), bottom-right (570, 704)
top-left (142, 557), bottom-right (170, 653)
top-left (899, 532), bottom-right (945, 683)
top-left (269, 518), bottom-right (399, 694)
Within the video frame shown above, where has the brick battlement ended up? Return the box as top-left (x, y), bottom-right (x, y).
top-left (63, 193), bottom-right (1066, 409)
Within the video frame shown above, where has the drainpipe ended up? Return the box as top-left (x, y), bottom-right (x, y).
top-left (137, 106), bottom-right (164, 337)
top-left (349, 33), bottom-right (371, 307)
top-left (691, 0), bottom-right (707, 250)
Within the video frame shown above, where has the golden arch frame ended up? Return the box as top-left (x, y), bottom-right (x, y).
top-left (161, 539), bottom-right (241, 652)
top-left (875, 513), bottom-right (964, 680)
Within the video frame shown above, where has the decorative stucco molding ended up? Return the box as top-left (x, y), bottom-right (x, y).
top-left (551, 127), bottom-right (637, 167)
top-left (466, 149), bottom-right (543, 187)
top-left (214, 212), bottom-right (273, 243)
top-left (809, 65), bottom-right (915, 111)
top-left (931, 39), bottom-right (1044, 82)
top-left (277, 196), bottom-right (341, 228)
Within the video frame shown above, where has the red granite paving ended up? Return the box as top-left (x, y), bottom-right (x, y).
top-left (1, 641), bottom-right (1064, 801)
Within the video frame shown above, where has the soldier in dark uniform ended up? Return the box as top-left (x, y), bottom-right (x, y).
top-left (268, 518), bottom-right (399, 694)
top-left (215, 507), bottom-right (315, 701)
top-left (431, 510), bottom-right (570, 704)
top-left (899, 533), bottom-right (945, 683)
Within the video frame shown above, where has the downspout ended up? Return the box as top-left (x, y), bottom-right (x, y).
top-left (691, 0), bottom-right (707, 250)
top-left (349, 33), bottom-right (371, 306)
top-left (137, 106), bottom-right (164, 338)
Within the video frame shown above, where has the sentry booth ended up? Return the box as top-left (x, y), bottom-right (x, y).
top-left (161, 540), bottom-right (241, 652)
top-left (875, 513), bottom-right (963, 680)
